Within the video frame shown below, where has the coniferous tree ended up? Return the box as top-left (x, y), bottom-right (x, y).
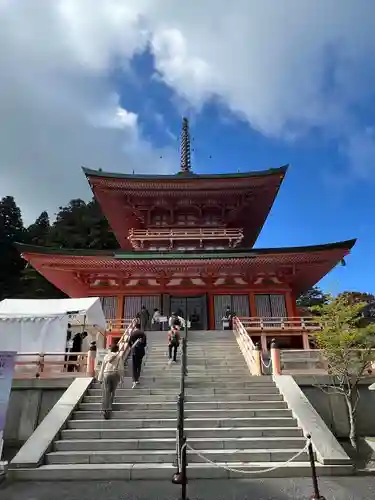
top-left (0, 196), bottom-right (25, 299)
top-left (296, 286), bottom-right (329, 308)
top-left (26, 211), bottom-right (50, 246)
top-left (47, 198), bottom-right (117, 249)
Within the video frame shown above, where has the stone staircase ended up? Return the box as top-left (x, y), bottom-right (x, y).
top-left (10, 330), bottom-right (350, 480)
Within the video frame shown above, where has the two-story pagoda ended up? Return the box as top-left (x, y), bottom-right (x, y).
top-left (17, 118), bottom-right (356, 348)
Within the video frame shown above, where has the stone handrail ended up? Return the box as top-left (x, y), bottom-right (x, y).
top-left (279, 348), bottom-right (375, 375)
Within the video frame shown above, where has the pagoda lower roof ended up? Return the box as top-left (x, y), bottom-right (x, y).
top-left (17, 240), bottom-right (356, 296)
top-left (82, 165), bottom-right (287, 181)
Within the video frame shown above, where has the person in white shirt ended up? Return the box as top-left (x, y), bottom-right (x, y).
top-left (98, 343), bottom-right (127, 419)
top-left (169, 312), bottom-right (185, 329)
top-left (152, 308), bottom-right (161, 330)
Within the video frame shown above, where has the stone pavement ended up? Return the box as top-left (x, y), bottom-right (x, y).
top-left (1, 477), bottom-right (375, 500)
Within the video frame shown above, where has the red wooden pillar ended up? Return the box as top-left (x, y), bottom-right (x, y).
top-left (285, 292), bottom-right (295, 318)
top-left (117, 295), bottom-right (124, 323)
top-left (208, 293), bottom-right (215, 330)
top-left (249, 292), bottom-right (256, 317)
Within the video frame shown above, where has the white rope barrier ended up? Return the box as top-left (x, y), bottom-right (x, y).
top-left (179, 437), bottom-right (311, 475)
top-left (260, 354), bottom-right (272, 369)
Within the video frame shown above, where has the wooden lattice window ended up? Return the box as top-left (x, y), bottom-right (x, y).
top-left (176, 213), bottom-right (197, 226)
top-left (151, 212), bottom-right (169, 226)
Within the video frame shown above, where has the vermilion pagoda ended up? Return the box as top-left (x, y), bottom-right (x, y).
top-left (17, 118), bottom-right (356, 348)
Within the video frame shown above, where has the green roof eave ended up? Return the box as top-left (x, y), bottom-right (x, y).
top-left (15, 243), bottom-right (114, 257)
top-left (15, 238), bottom-right (357, 259)
top-left (82, 165), bottom-right (288, 181)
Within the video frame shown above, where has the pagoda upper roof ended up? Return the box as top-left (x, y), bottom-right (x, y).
top-left (17, 239), bottom-right (356, 297)
top-left (83, 165), bottom-right (287, 249)
top-left (82, 165), bottom-right (288, 182)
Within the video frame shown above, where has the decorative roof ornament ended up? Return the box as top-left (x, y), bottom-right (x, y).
top-left (180, 117), bottom-right (192, 174)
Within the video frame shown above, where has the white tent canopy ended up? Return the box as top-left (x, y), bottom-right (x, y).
top-left (0, 297), bottom-right (106, 354)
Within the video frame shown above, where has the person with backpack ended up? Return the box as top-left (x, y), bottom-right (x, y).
top-left (168, 325), bottom-right (180, 363)
top-left (168, 311), bottom-right (185, 329)
top-left (98, 342), bottom-right (127, 419)
top-left (128, 322), bottom-right (147, 388)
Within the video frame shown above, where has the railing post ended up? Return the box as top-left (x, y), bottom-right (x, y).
top-left (270, 338), bottom-right (281, 375)
top-left (36, 353), bottom-right (44, 378)
top-left (173, 324), bottom-right (188, 499)
top-left (253, 342), bottom-right (262, 376)
top-left (86, 341), bottom-right (97, 377)
top-left (302, 333), bottom-right (310, 350)
top-left (180, 435), bottom-right (188, 500)
top-left (306, 433), bottom-right (326, 500)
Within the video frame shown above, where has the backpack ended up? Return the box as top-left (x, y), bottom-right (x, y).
top-left (172, 317), bottom-right (181, 327)
top-left (170, 330), bottom-right (179, 345)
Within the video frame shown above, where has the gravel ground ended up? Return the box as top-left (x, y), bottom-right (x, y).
top-left (1, 477), bottom-right (375, 500)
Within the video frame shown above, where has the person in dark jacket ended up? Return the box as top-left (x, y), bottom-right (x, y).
top-left (68, 331), bottom-right (87, 372)
top-left (128, 323), bottom-right (147, 388)
top-left (139, 306), bottom-right (150, 332)
top-left (168, 326), bottom-right (180, 363)
top-left (224, 306), bottom-right (234, 330)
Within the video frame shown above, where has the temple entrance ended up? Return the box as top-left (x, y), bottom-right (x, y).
top-left (170, 295), bottom-right (208, 330)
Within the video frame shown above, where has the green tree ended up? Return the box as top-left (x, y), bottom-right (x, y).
top-left (47, 198), bottom-right (118, 249)
top-left (26, 211), bottom-right (50, 246)
top-left (1, 195), bottom-right (119, 299)
top-left (296, 286), bottom-right (329, 308)
top-left (17, 210), bottom-right (64, 298)
top-left (0, 196), bottom-right (25, 299)
top-left (337, 291), bottom-right (375, 306)
top-left (312, 295), bottom-right (375, 449)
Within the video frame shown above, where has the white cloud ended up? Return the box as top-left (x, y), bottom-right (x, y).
top-left (345, 128), bottom-right (375, 178)
top-left (1, 0), bottom-right (375, 223)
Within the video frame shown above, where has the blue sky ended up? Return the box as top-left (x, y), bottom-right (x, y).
top-left (0, 1), bottom-right (374, 296)
top-left (114, 51), bottom-right (374, 296)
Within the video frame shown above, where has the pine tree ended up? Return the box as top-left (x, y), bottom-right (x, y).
top-left (296, 286), bottom-right (329, 308)
top-left (0, 196), bottom-right (25, 299)
top-left (26, 211), bottom-right (50, 246)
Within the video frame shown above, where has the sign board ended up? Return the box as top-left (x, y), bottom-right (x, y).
top-left (95, 349), bottom-right (108, 371)
top-left (159, 316), bottom-right (168, 323)
top-left (0, 351), bottom-right (16, 458)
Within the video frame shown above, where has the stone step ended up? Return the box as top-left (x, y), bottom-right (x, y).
top-left (9, 462), bottom-right (353, 481)
top-left (90, 382), bottom-right (279, 391)
top-left (146, 367), bottom-right (250, 373)
top-left (144, 363), bottom-right (248, 370)
top-left (61, 426), bottom-right (304, 440)
top-left (45, 448), bottom-right (310, 465)
top-left (81, 399), bottom-right (287, 410)
top-left (86, 390), bottom-right (283, 401)
top-left (54, 436), bottom-right (306, 452)
top-left (147, 359), bottom-right (248, 365)
top-left (74, 408), bottom-right (291, 419)
top-left (87, 388), bottom-right (281, 397)
top-left (67, 417), bottom-right (297, 429)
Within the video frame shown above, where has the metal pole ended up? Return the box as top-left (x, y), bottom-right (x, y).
top-left (180, 338), bottom-right (186, 393)
top-left (306, 434), bottom-right (326, 500)
top-left (180, 436), bottom-right (188, 500)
